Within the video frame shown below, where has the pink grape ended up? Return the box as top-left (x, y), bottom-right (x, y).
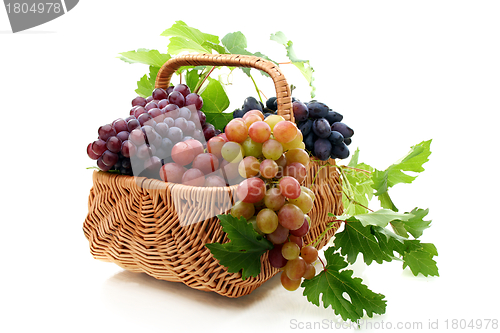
top-left (159, 163), bottom-right (187, 183)
top-left (248, 121), bottom-right (271, 143)
top-left (192, 153), bottom-right (219, 175)
top-left (260, 159), bottom-right (279, 179)
top-left (268, 244), bottom-right (287, 268)
top-left (278, 203), bottom-right (305, 230)
top-left (284, 257), bottom-right (307, 280)
top-left (171, 142), bottom-right (196, 166)
top-left (279, 176), bottom-right (301, 199)
top-left (273, 120), bottom-right (297, 143)
top-left (264, 187), bottom-right (286, 211)
top-left (230, 200), bottom-right (255, 220)
top-left (225, 118), bottom-right (248, 143)
top-left (267, 224), bottom-right (289, 244)
top-left (181, 168), bottom-right (205, 186)
top-left (236, 177), bottom-right (266, 203)
top-left (238, 156), bottom-right (260, 178)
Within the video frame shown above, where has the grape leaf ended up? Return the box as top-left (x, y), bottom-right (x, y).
top-left (354, 209), bottom-right (414, 228)
top-left (302, 247), bottom-right (387, 321)
top-left (342, 149), bottom-right (375, 215)
top-left (402, 243), bottom-right (439, 277)
top-left (372, 140), bottom-right (432, 211)
top-left (135, 66), bottom-right (160, 97)
top-left (200, 77), bottom-right (231, 130)
top-left (221, 32), bottom-right (274, 77)
top-left (270, 31), bottom-right (316, 98)
top-left (119, 48), bottom-right (171, 68)
top-left (161, 21), bottom-right (224, 55)
top-left (390, 208), bottom-right (432, 239)
top-left (185, 68), bottom-right (200, 93)
top-left (205, 214), bottom-right (273, 280)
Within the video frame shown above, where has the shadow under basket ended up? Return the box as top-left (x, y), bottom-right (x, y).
top-left (83, 157), bottom-right (342, 298)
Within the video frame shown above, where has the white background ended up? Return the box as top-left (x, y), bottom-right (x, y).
top-left (1, 1), bottom-right (499, 332)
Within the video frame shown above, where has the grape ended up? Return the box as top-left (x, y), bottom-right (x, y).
top-left (262, 139), bottom-right (283, 160)
top-left (284, 162), bottom-right (307, 184)
top-left (290, 216), bottom-right (310, 237)
top-left (264, 187), bottom-right (286, 211)
top-left (127, 118), bottom-right (141, 132)
top-left (138, 113), bottom-right (154, 127)
top-left (279, 176), bottom-right (301, 199)
top-left (164, 117), bottom-right (175, 127)
top-left (256, 208), bottom-right (279, 234)
top-left (204, 175), bottom-right (226, 187)
top-left (244, 110), bottom-right (264, 121)
top-left (280, 272), bottom-right (301, 291)
top-left (185, 139), bottom-right (204, 156)
top-left (304, 132), bottom-right (315, 153)
top-left (221, 141), bottom-right (244, 163)
top-left (328, 130), bottom-right (344, 145)
top-left (121, 140), bottom-right (136, 158)
top-left (136, 144), bottom-right (153, 160)
top-left (159, 163), bottom-right (186, 183)
top-left (241, 113), bottom-right (262, 130)
top-left (207, 136), bottom-right (226, 159)
top-left (281, 130), bottom-right (304, 151)
top-left (168, 91), bottom-right (185, 107)
top-left (155, 122), bottom-right (170, 138)
top-left (164, 104), bottom-right (180, 119)
top-left (248, 121), bottom-right (271, 143)
top-left (166, 86), bottom-right (174, 95)
top-left (284, 257), bottom-right (307, 280)
top-left (285, 148), bottom-right (310, 167)
top-left (236, 177), bottom-right (266, 203)
top-left (197, 110), bottom-right (206, 126)
top-left (240, 137), bottom-right (262, 158)
top-left (112, 118), bottom-right (128, 133)
top-left (98, 124), bottom-right (116, 142)
top-left (278, 203), bottom-right (305, 230)
top-left (289, 234), bottom-right (303, 248)
top-left (166, 127), bottom-right (183, 143)
top-left (266, 97), bottom-right (277, 111)
top-left (232, 109), bottom-right (245, 118)
top-left (275, 154), bottom-right (287, 177)
top-left (91, 139), bottom-right (107, 156)
top-left (160, 137), bottom-right (173, 155)
top-left (131, 96), bottom-right (147, 107)
top-left (242, 96), bottom-right (262, 112)
top-left (268, 244), bottom-right (287, 268)
top-left (264, 114), bottom-right (285, 131)
top-left (220, 160), bottom-right (242, 184)
top-left (230, 200), bottom-right (255, 220)
top-left (181, 168), bottom-right (205, 186)
top-left (292, 101), bottom-right (309, 122)
top-left (281, 241), bottom-right (300, 260)
top-left (273, 121), bottom-right (298, 144)
top-left (260, 159), bottom-right (279, 179)
top-left (173, 83), bottom-right (191, 97)
top-left (142, 126), bottom-right (161, 147)
top-left (313, 138), bottom-right (332, 161)
top-left (344, 138), bottom-right (352, 146)
top-left (132, 106), bottom-right (146, 119)
top-left (185, 93), bottom-right (203, 110)
top-left (312, 118), bottom-right (331, 139)
top-left (146, 96), bottom-right (154, 103)
top-left (238, 156), bottom-right (260, 178)
top-left (298, 119), bottom-right (313, 136)
top-left (102, 150), bottom-right (119, 166)
top-left (174, 117), bottom-right (188, 132)
top-left (300, 187), bottom-right (315, 202)
top-left (307, 101), bottom-right (329, 118)
top-left (158, 99), bottom-right (169, 109)
top-left (87, 143), bottom-right (100, 160)
top-left (325, 110), bottom-right (343, 124)
top-left (106, 136), bottom-right (122, 153)
top-left (148, 107), bottom-right (163, 121)
top-left (202, 123), bottom-right (216, 141)
top-left (331, 122), bottom-right (354, 139)
top-left (301, 246), bottom-right (319, 264)
top-left (152, 88), bottom-right (168, 101)
top-left (302, 264), bottom-right (316, 280)
top-left (171, 141), bottom-right (196, 166)
top-left (143, 156), bottom-right (162, 172)
top-left (288, 191), bottom-right (314, 214)
top-left (267, 224), bottom-right (289, 244)
top-left (116, 131), bottom-right (129, 142)
top-left (97, 156), bottom-right (112, 172)
top-left (192, 153), bottom-right (219, 175)
top-left (331, 142), bottom-right (350, 159)
top-left (178, 107), bottom-right (191, 120)
top-left (145, 101), bottom-right (158, 111)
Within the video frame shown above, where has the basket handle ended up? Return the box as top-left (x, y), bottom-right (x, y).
top-left (155, 53), bottom-right (294, 122)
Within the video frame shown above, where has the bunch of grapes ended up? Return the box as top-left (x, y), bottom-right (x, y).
top-left (233, 96), bottom-right (354, 161)
top-left (87, 84), bottom-right (220, 178)
top-left (223, 110), bottom-right (319, 291)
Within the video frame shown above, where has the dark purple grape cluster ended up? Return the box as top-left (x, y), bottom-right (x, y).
top-left (87, 84), bottom-right (219, 179)
top-left (294, 100), bottom-right (353, 161)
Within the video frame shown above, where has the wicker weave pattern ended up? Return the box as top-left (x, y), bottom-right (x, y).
top-left (83, 54), bottom-right (343, 298)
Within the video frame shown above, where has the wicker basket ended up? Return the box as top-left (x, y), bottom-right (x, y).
top-left (83, 54), bottom-right (343, 298)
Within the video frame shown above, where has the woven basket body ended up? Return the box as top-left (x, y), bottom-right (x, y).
top-left (83, 54), bottom-right (343, 298)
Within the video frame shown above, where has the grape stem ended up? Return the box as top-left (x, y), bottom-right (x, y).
top-left (249, 73), bottom-right (263, 103)
top-left (318, 256), bottom-right (327, 271)
top-left (194, 66), bottom-right (216, 94)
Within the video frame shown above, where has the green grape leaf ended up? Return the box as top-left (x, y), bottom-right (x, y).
top-left (135, 66), bottom-right (160, 97)
top-left (221, 31), bottom-right (274, 77)
top-left (270, 31), bottom-right (316, 98)
top-left (391, 208), bottom-right (432, 239)
top-left (354, 209), bottom-right (414, 228)
top-left (185, 68), bottom-right (200, 93)
top-left (302, 247), bottom-right (387, 322)
top-left (205, 214), bottom-right (274, 280)
top-left (403, 244), bottom-right (439, 277)
top-left (118, 48), bottom-right (171, 68)
top-left (200, 77), bottom-right (231, 130)
top-left (342, 149), bottom-right (375, 215)
top-left (161, 20), bottom-right (222, 55)
top-left (372, 140), bottom-right (432, 211)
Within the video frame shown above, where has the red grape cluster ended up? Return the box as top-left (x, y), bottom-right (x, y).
top-left (87, 84), bottom-right (220, 178)
top-left (223, 110), bottom-right (319, 291)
